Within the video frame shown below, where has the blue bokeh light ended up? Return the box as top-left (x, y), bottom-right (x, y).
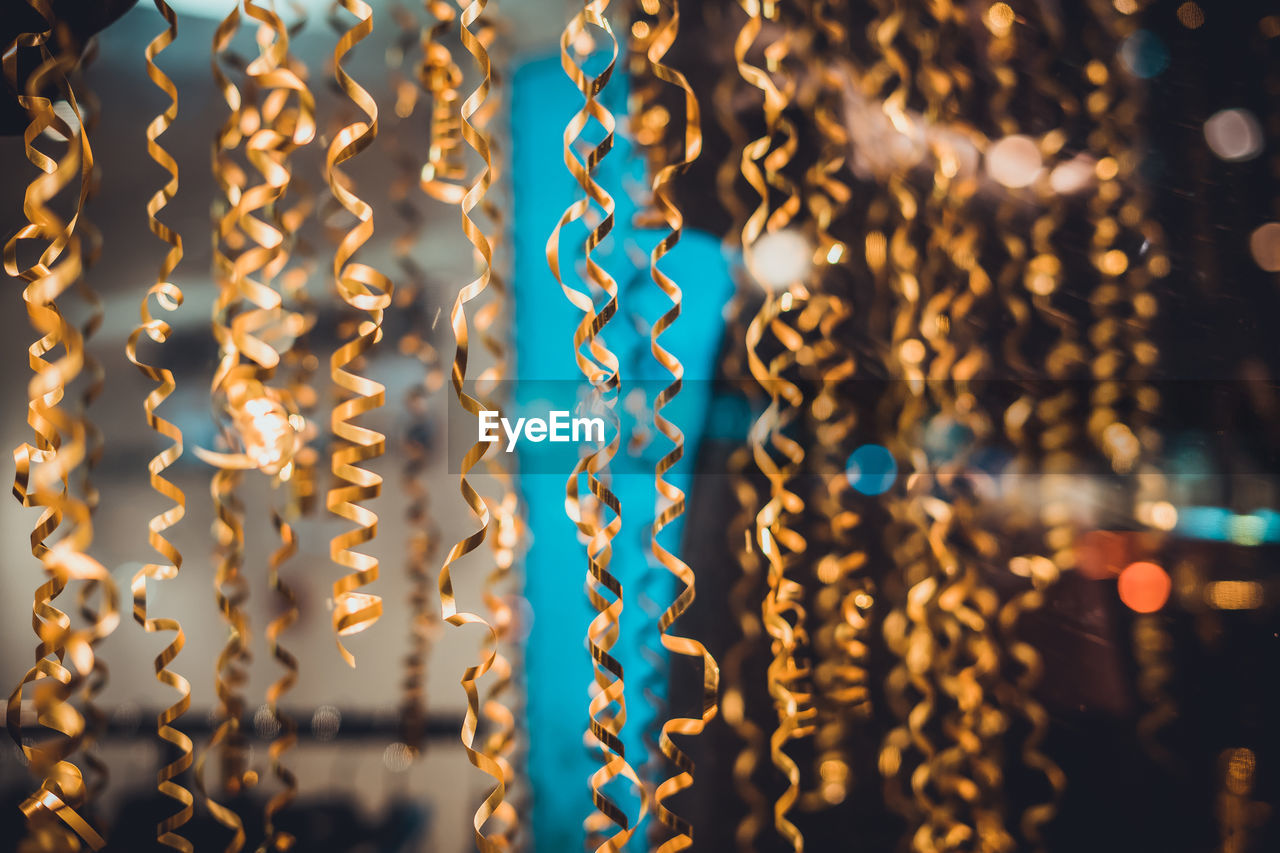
top-left (846, 444), bottom-right (898, 496)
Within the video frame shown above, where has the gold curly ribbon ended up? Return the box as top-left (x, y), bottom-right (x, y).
top-left (199, 9), bottom-right (252, 847)
top-left (736, 1), bottom-right (812, 849)
top-left (4, 3), bottom-right (118, 847)
top-left (795, 0), bottom-right (871, 816)
top-left (389, 0), bottom-right (442, 754)
top-left (124, 1), bottom-right (193, 848)
top-left (326, 0), bottom-right (390, 666)
top-left (644, 1), bottom-right (720, 849)
top-left (468, 5), bottom-right (524, 846)
top-left (419, 1), bottom-right (468, 205)
top-left (550, 3), bottom-right (648, 849)
top-left (434, 0), bottom-right (509, 848)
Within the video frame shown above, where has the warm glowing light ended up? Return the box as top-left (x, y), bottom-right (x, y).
top-left (631, 20), bottom-right (651, 39)
top-left (985, 2), bottom-right (1015, 36)
top-left (749, 228), bottom-right (812, 291)
top-left (900, 339), bottom-right (926, 364)
top-left (1049, 154), bottom-right (1097, 195)
top-left (1137, 500), bottom-right (1178, 531)
top-left (1113, 0), bottom-right (1138, 13)
top-left (1026, 254), bottom-right (1060, 295)
top-left (986, 134), bottom-right (1042, 189)
top-left (1203, 109), bottom-right (1263, 162)
top-left (1176, 2), bottom-right (1204, 29)
top-left (1249, 222), bottom-right (1280, 272)
top-left (1118, 561), bottom-right (1171, 613)
top-left (1225, 749), bottom-right (1257, 794)
top-left (826, 242), bottom-right (846, 265)
top-left (1205, 580), bottom-right (1263, 611)
top-left (1100, 249), bottom-right (1129, 276)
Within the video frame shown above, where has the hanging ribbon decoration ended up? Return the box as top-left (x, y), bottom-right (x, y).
top-left (390, 0), bottom-right (442, 754)
top-left (326, 0), bottom-right (390, 666)
top-left (551, 2), bottom-right (647, 848)
top-left (4, 2), bottom-right (118, 848)
top-left (470, 4), bottom-right (525, 846)
top-left (437, 0), bottom-right (508, 848)
top-left (123, 0), bottom-right (193, 848)
top-left (796, 0), bottom-right (870, 815)
top-left (420, 0), bottom-right (468, 205)
top-left (197, 8), bottom-right (253, 848)
top-left (737, 1), bottom-right (813, 849)
top-left (645, 1), bottom-right (720, 849)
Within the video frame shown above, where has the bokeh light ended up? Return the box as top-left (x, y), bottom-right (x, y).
top-left (1203, 109), bottom-right (1263, 162)
top-left (749, 228), bottom-right (813, 291)
top-left (1176, 2), bottom-right (1204, 29)
top-left (986, 134), bottom-right (1042, 188)
top-left (846, 444), bottom-right (897, 496)
top-left (1117, 561), bottom-right (1171, 613)
top-left (1119, 31), bottom-right (1170, 79)
top-left (1249, 222), bottom-right (1280, 272)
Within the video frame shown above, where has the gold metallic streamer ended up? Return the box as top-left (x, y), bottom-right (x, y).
top-left (326, 0), bottom-right (390, 666)
top-left (419, 0), bottom-right (467, 205)
top-left (736, 1), bottom-right (811, 849)
top-left (644, 1), bottom-right (720, 849)
top-left (199, 10), bottom-right (252, 847)
top-left (438, 0), bottom-right (508, 848)
top-left (550, 2), bottom-right (647, 848)
top-left (389, 0), bottom-right (441, 753)
top-left (4, 4), bottom-right (118, 847)
top-left (722, 444), bottom-right (771, 852)
top-left (470, 6), bottom-right (524, 846)
top-left (124, 1), bottom-right (194, 848)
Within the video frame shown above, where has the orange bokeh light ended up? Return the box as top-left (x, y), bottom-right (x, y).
top-left (1118, 561), bottom-right (1171, 613)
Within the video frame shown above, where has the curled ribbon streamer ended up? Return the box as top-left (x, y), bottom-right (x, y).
top-left (196, 467), bottom-right (249, 853)
top-left (435, 0), bottom-right (511, 847)
top-left (736, 1), bottom-right (811, 849)
top-left (797, 0), bottom-right (871, 813)
top-left (66, 32), bottom-right (110, 817)
top-left (388, 0), bottom-right (441, 752)
top-left (4, 4), bottom-right (118, 847)
top-left (419, 1), bottom-right (468, 204)
top-left (550, 3), bottom-right (648, 849)
top-left (240, 4), bottom-right (314, 843)
top-left (263, 508), bottom-right (299, 851)
top-left (123, 1), bottom-right (194, 848)
top-left (722, 445), bottom-right (772, 852)
top-left (326, 0), bottom-right (390, 666)
top-left (468, 6), bottom-right (525, 846)
top-left (1081, 0), bottom-right (1170, 764)
top-left (644, 1), bottom-right (721, 849)
top-left (199, 9), bottom-right (251, 847)
top-left (863, 0), bottom-right (937, 841)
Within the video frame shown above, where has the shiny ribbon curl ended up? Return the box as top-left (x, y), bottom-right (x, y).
top-left (736, 1), bottom-right (812, 849)
top-left (198, 10), bottom-right (252, 848)
top-left (437, 0), bottom-right (508, 849)
top-left (124, 1), bottom-right (194, 848)
top-left (4, 4), bottom-right (118, 848)
top-left (419, 0), bottom-right (468, 204)
top-left (549, 3), bottom-right (648, 849)
top-left (388, 0), bottom-right (442, 753)
top-left (468, 5), bottom-right (524, 846)
top-left (644, 1), bottom-right (721, 849)
top-left (326, 0), bottom-right (390, 666)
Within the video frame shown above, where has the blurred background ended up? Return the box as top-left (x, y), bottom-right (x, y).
top-left (1, 0), bottom-right (1280, 851)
